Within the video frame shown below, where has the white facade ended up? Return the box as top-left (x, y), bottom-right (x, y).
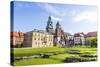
top-left (74, 35), bottom-right (85, 45)
top-left (23, 30), bottom-right (54, 48)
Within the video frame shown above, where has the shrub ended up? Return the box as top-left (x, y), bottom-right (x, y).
top-left (41, 54), bottom-right (50, 58)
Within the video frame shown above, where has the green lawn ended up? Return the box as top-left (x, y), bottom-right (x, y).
top-left (12, 47), bottom-right (97, 57)
top-left (12, 47), bottom-right (68, 57)
top-left (12, 47), bottom-right (97, 66)
top-left (50, 54), bottom-right (80, 61)
top-left (14, 58), bottom-right (62, 66)
top-left (13, 54), bottom-right (80, 66)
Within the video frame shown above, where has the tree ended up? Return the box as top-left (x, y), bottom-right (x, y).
top-left (91, 38), bottom-right (97, 47)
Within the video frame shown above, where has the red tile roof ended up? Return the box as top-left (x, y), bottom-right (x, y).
top-left (86, 31), bottom-right (97, 37)
top-left (74, 32), bottom-right (84, 37)
top-left (11, 32), bottom-right (24, 37)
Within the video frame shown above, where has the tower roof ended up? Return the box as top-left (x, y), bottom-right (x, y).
top-left (48, 16), bottom-right (51, 20)
top-left (56, 21), bottom-right (60, 25)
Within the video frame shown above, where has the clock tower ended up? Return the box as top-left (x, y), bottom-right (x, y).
top-left (46, 16), bottom-right (53, 34)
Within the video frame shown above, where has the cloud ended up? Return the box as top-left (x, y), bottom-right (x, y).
top-left (37, 3), bottom-right (66, 21)
top-left (38, 3), bottom-right (60, 16)
top-left (51, 16), bottom-right (62, 21)
top-left (45, 4), bottom-right (60, 16)
top-left (73, 10), bottom-right (97, 23)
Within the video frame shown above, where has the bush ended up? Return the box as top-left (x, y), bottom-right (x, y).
top-left (41, 54), bottom-right (50, 58)
top-left (15, 44), bottom-right (22, 48)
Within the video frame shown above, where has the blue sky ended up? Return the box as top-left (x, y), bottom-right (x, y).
top-left (12, 1), bottom-right (97, 34)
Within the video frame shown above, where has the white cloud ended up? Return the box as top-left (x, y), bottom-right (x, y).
top-left (73, 10), bottom-right (97, 23)
top-left (51, 16), bottom-right (62, 21)
top-left (37, 3), bottom-right (66, 21)
top-left (38, 3), bottom-right (60, 16)
top-left (44, 4), bottom-right (60, 16)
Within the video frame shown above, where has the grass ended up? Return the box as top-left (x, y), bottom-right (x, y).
top-left (13, 58), bottom-right (62, 66)
top-left (50, 54), bottom-right (80, 61)
top-left (12, 47), bottom-right (68, 57)
top-left (12, 47), bottom-right (97, 57)
top-left (13, 54), bottom-right (80, 66)
top-left (12, 47), bottom-right (97, 66)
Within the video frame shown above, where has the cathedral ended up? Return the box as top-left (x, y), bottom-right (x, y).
top-left (23, 16), bottom-right (68, 48)
top-left (46, 16), bottom-right (67, 47)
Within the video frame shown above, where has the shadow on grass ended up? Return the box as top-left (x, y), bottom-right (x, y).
top-left (63, 57), bottom-right (97, 63)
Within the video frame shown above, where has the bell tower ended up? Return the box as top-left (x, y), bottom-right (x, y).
top-left (55, 21), bottom-right (62, 37)
top-left (46, 16), bottom-right (53, 34)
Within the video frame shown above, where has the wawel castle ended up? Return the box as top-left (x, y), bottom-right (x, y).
top-left (11, 16), bottom-right (97, 48)
top-left (23, 16), bottom-right (67, 48)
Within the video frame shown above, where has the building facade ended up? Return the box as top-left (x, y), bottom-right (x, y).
top-left (67, 35), bottom-right (74, 46)
top-left (74, 33), bottom-right (85, 45)
top-left (23, 30), bottom-right (54, 48)
top-left (11, 32), bottom-right (24, 48)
